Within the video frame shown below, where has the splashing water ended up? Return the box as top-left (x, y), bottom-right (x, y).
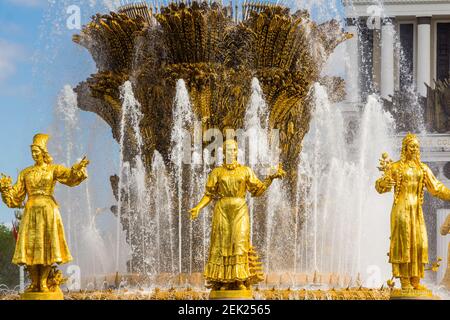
top-left (296, 83), bottom-right (394, 287)
top-left (53, 86), bottom-right (81, 258)
top-left (243, 78), bottom-right (289, 273)
top-left (244, 78), bottom-right (270, 246)
top-left (150, 151), bottom-right (176, 275)
top-left (51, 85), bottom-right (121, 282)
top-left (116, 81), bottom-right (147, 274)
top-left (169, 79), bottom-right (197, 274)
top-left (243, 78), bottom-right (271, 166)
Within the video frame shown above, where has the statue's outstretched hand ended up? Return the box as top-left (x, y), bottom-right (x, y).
top-left (0, 174), bottom-right (12, 192)
top-left (190, 207), bottom-right (200, 221)
top-left (73, 156), bottom-right (90, 171)
top-left (271, 164), bottom-right (287, 180)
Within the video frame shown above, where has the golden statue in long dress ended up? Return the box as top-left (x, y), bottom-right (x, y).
top-left (0, 134), bottom-right (89, 300)
top-left (190, 139), bottom-right (285, 298)
top-left (375, 133), bottom-right (450, 295)
top-left (440, 214), bottom-right (450, 289)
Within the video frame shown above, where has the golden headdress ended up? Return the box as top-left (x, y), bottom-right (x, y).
top-left (400, 132), bottom-right (420, 162)
top-left (31, 133), bottom-right (50, 153)
top-left (402, 133), bottom-right (419, 147)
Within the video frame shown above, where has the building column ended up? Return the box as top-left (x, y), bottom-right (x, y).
top-left (380, 17), bottom-right (395, 100)
top-left (417, 16), bottom-right (432, 97)
top-left (345, 17), bottom-right (360, 102)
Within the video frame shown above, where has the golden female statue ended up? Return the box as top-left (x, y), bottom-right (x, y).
top-left (376, 133), bottom-right (450, 293)
top-left (190, 139), bottom-right (285, 298)
top-left (440, 214), bottom-right (450, 289)
top-left (0, 134), bottom-right (89, 300)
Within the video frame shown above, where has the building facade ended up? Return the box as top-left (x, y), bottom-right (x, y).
top-left (343, 1), bottom-right (450, 284)
top-left (343, 0), bottom-right (450, 100)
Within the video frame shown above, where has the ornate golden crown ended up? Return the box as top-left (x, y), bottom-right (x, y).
top-left (402, 132), bottom-right (419, 148)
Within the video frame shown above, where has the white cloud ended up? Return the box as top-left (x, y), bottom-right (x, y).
top-left (0, 39), bottom-right (25, 82)
top-left (102, 0), bottom-right (121, 10)
top-left (6, 0), bottom-right (46, 7)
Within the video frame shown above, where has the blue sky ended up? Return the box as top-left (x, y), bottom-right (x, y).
top-left (0, 0), bottom-right (120, 225)
top-left (0, 1), bottom-right (47, 166)
top-left (0, 0), bottom-right (345, 225)
top-left (0, 0), bottom-right (51, 225)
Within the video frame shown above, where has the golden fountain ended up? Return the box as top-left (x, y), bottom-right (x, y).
top-left (72, 0), bottom-right (351, 276)
top-left (1, 1), bottom-right (449, 302)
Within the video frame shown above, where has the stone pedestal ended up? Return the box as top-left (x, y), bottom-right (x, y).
top-left (21, 287), bottom-right (64, 301)
top-left (389, 288), bottom-right (440, 300)
top-left (209, 290), bottom-right (253, 300)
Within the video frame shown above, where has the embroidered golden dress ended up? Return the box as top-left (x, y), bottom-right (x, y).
top-left (203, 164), bottom-right (266, 284)
top-left (376, 162), bottom-right (450, 278)
top-left (1, 164), bottom-right (87, 266)
top-left (441, 214), bottom-right (450, 288)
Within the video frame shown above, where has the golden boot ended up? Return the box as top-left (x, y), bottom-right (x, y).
top-left (39, 265), bottom-right (52, 292)
top-left (25, 266), bottom-right (40, 293)
top-left (411, 277), bottom-right (427, 290)
top-left (400, 277), bottom-right (413, 290)
top-left (235, 280), bottom-right (247, 291)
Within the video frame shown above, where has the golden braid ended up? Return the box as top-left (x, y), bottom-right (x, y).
top-left (395, 133), bottom-right (422, 205)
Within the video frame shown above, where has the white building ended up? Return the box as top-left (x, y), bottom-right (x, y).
top-left (343, 0), bottom-right (450, 100)
top-left (343, 0), bottom-right (450, 285)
